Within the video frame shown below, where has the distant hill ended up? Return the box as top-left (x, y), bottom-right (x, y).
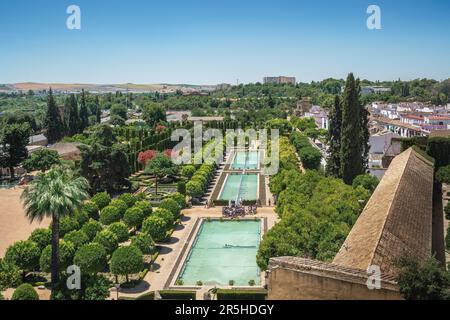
top-left (2, 82), bottom-right (218, 93)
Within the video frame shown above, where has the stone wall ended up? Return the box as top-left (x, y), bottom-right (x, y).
top-left (267, 257), bottom-right (402, 300)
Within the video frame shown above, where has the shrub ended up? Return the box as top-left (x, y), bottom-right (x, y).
top-left (130, 233), bottom-right (155, 254)
top-left (82, 201), bottom-right (99, 219)
top-left (29, 228), bottom-right (52, 252)
top-left (59, 216), bottom-right (80, 236)
top-left (64, 230), bottom-right (89, 250)
top-left (437, 165), bottom-right (450, 184)
top-left (142, 215), bottom-right (168, 242)
top-left (99, 206), bottom-right (121, 225)
top-left (229, 280), bottom-right (235, 286)
top-left (135, 192), bottom-right (147, 201)
top-left (124, 207), bottom-right (144, 229)
top-left (110, 246), bottom-right (144, 282)
top-left (216, 289), bottom-right (267, 300)
top-left (74, 210), bottom-right (89, 226)
top-left (397, 256), bottom-right (450, 300)
top-left (159, 198), bottom-right (181, 219)
top-left (0, 258), bottom-right (22, 290)
top-left (181, 165), bottom-right (196, 179)
top-left (196, 280), bottom-right (203, 286)
top-left (175, 279), bottom-right (184, 286)
top-left (93, 230), bottom-right (119, 255)
top-left (40, 240), bottom-right (75, 272)
top-left (109, 199), bottom-right (128, 218)
top-left (158, 290), bottom-right (196, 300)
top-left (167, 192), bottom-right (186, 209)
top-left (298, 146), bottom-right (322, 170)
top-left (352, 174), bottom-right (379, 193)
top-left (118, 193), bottom-right (138, 207)
top-left (248, 279), bottom-right (256, 286)
top-left (84, 274), bottom-right (111, 300)
top-left (107, 222), bottom-right (130, 243)
top-left (12, 283), bottom-right (39, 300)
top-left (130, 181), bottom-right (140, 193)
top-left (427, 137), bottom-right (450, 169)
top-left (186, 180), bottom-right (203, 198)
top-left (134, 200), bottom-right (152, 217)
top-left (177, 181), bottom-right (186, 195)
top-left (154, 208), bottom-right (175, 229)
top-left (81, 219), bottom-right (103, 241)
top-left (445, 202), bottom-right (450, 220)
top-left (4, 240), bottom-right (40, 273)
top-left (73, 243), bottom-right (108, 274)
top-left (91, 192), bottom-right (111, 210)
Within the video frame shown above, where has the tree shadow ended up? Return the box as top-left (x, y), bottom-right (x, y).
top-left (157, 245), bottom-right (174, 255)
top-left (119, 280), bottom-right (150, 294)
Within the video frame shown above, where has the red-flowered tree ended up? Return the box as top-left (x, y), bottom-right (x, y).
top-left (155, 124), bottom-right (166, 134)
top-left (164, 149), bottom-right (173, 158)
top-left (137, 150), bottom-right (157, 166)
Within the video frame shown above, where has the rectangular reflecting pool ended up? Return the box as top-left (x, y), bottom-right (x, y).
top-left (177, 220), bottom-right (261, 286)
top-left (231, 151), bottom-right (259, 170)
top-left (219, 174), bottom-right (258, 201)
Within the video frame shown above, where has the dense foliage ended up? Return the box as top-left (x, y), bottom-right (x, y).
top-left (0, 123), bottom-right (31, 178)
top-left (23, 148), bottom-right (60, 173)
top-left (79, 125), bottom-right (131, 193)
top-left (397, 256), bottom-right (450, 300)
top-left (110, 246), bottom-right (144, 282)
top-left (258, 135), bottom-right (370, 270)
top-left (73, 243), bottom-right (108, 274)
top-left (11, 283), bottom-right (39, 300)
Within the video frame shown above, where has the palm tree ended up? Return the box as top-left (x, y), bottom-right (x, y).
top-left (21, 167), bottom-right (89, 290)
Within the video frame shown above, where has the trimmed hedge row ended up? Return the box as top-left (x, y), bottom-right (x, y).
top-left (216, 289), bottom-right (267, 300)
top-left (158, 290), bottom-right (196, 300)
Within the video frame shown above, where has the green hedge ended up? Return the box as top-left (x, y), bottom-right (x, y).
top-left (158, 290), bottom-right (196, 300)
top-left (427, 137), bottom-right (450, 169)
top-left (136, 292), bottom-right (155, 300)
top-left (400, 136), bottom-right (428, 152)
top-left (216, 289), bottom-right (267, 300)
top-left (118, 292), bottom-right (155, 300)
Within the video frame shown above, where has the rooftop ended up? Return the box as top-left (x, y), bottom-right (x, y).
top-left (333, 148), bottom-right (434, 276)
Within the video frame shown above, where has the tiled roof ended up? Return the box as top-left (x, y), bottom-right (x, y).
top-left (333, 148), bottom-right (434, 276)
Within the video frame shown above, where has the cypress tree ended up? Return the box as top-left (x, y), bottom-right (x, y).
top-left (95, 96), bottom-right (101, 124)
top-left (340, 73), bottom-right (363, 184)
top-left (67, 94), bottom-right (79, 136)
top-left (62, 96), bottom-right (71, 135)
top-left (44, 88), bottom-right (64, 144)
top-left (358, 79), bottom-right (370, 173)
top-left (79, 89), bottom-right (89, 132)
top-left (326, 95), bottom-right (342, 178)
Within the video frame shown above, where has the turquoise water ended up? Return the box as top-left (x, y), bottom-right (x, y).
top-left (178, 220), bottom-right (261, 286)
top-left (219, 174), bottom-right (258, 201)
top-left (231, 151), bottom-right (259, 170)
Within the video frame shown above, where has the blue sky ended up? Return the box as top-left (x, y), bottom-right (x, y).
top-left (1, 0), bottom-right (449, 84)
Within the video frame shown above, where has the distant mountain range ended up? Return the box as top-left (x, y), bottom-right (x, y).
top-left (0, 82), bottom-right (219, 93)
